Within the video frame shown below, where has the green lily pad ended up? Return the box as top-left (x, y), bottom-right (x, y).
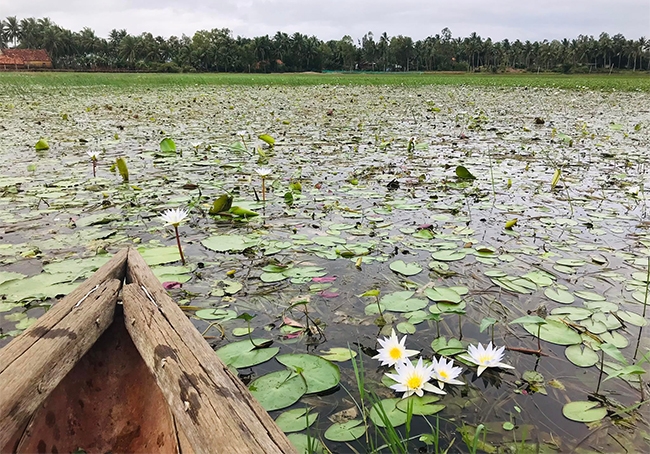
top-left (369, 398), bottom-right (409, 428)
top-left (615, 310), bottom-right (647, 327)
top-left (0, 271), bottom-right (26, 286)
top-left (35, 139), bottom-right (49, 150)
top-left (137, 246), bottom-right (183, 266)
top-left (380, 291), bottom-right (428, 313)
top-left (389, 260), bottom-right (423, 276)
top-left (431, 250), bottom-right (467, 262)
top-left (319, 347), bottom-right (357, 362)
top-left (562, 401), bottom-right (607, 423)
top-left (574, 290), bottom-right (606, 301)
top-left (201, 235), bottom-right (258, 252)
top-left (249, 370), bottom-right (307, 412)
top-left (544, 287), bottom-right (575, 304)
top-left (425, 287), bottom-right (462, 304)
top-left (522, 318), bottom-right (582, 346)
top-left (395, 395), bottom-right (445, 416)
top-left (324, 420), bottom-right (366, 442)
top-left (276, 353), bottom-right (340, 393)
top-left (194, 308), bottom-right (237, 321)
top-left (287, 433), bottom-right (324, 454)
top-left (274, 408), bottom-right (318, 433)
top-left (216, 338), bottom-right (279, 368)
top-left (564, 344), bottom-right (599, 367)
top-left (431, 337), bottom-right (465, 356)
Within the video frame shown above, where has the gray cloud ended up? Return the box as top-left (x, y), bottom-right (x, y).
top-left (3, 0), bottom-right (648, 42)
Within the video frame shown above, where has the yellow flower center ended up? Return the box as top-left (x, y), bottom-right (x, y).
top-left (439, 369), bottom-right (449, 379)
top-left (478, 354), bottom-right (491, 365)
top-left (406, 375), bottom-right (423, 390)
top-left (389, 347), bottom-right (402, 360)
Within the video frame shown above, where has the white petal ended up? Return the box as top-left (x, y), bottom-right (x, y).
top-left (476, 365), bottom-right (487, 376)
top-left (496, 362), bottom-right (515, 370)
top-left (423, 382), bottom-right (446, 395)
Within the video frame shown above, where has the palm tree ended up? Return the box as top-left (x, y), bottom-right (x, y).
top-left (4, 16), bottom-right (19, 47)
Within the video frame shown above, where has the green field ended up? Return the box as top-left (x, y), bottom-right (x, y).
top-left (1, 71), bottom-right (649, 91)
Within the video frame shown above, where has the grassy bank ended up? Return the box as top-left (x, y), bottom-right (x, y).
top-left (0, 71), bottom-right (649, 91)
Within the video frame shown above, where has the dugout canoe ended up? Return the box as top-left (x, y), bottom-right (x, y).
top-left (0, 248), bottom-right (297, 454)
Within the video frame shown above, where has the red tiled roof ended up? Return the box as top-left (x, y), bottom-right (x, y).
top-left (0, 55), bottom-right (22, 65)
top-left (2, 49), bottom-right (51, 62)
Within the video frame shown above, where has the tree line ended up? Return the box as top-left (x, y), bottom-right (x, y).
top-left (1, 16), bottom-right (648, 73)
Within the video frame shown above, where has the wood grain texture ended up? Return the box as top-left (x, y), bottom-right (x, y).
top-left (0, 277), bottom-right (122, 451)
top-left (0, 249), bottom-right (127, 374)
top-left (124, 248), bottom-right (297, 454)
top-left (15, 313), bottom-right (181, 454)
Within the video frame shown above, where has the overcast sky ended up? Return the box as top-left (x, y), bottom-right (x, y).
top-left (2, 0), bottom-right (648, 43)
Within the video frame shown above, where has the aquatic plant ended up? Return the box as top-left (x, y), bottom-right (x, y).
top-left (160, 208), bottom-right (188, 265)
top-left (385, 358), bottom-right (446, 398)
top-left (372, 328), bottom-right (419, 367)
top-left (458, 342), bottom-right (514, 376)
top-left (255, 167), bottom-right (272, 202)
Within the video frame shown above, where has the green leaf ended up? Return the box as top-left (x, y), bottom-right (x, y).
top-left (215, 338), bottom-right (279, 368)
top-left (502, 422), bottom-right (515, 431)
top-left (369, 398), bottom-right (409, 428)
top-left (259, 134), bottom-right (275, 146)
top-left (522, 318), bottom-right (581, 346)
top-left (562, 401), bottom-right (607, 423)
top-left (159, 137), bottom-right (177, 153)
top-left (286, 433), bottom-right (324, 454)
top-left (395, 395), bottom-right (445, 416)
top-left (116, 157), bottom-right (129, 182)
top-left (431, 337), bottom-right (465, 356)
top-left (479, 317), bottom-right (497, 333)
top-left (425, 287), bottom-right (462, 304)
top-left (431, 250), bottom-right (467, 262)
top-left (564, 344), bottom-right (599, 367)
top-left (229, 206), bottom-right (259, 217)
top-left (389, 260), bottom-right (422, 276)
top-left (249, 370), bottom-right (306, 412)
top-left (209, 194), bottom-right (233, 215)
top-left (201, 234), bottom-right (258, 252)
top-left (319, 347), bottom-right (357, 362)
top-left (455, 165), bottom-right (476, 180)
top-left (324, 420), bottom-right (366, 442)
top-left (510, 315), bottom-right (546, 325)
top-left (138, 246), bottom-right (183, 266)
top-left (274, 408), bottom-right (318, 433)
top-left (600, 343), bottom-right (627, 364)
top-left (35, 139), bottom-right (49, 150)
top-left (380, 291), bottom-right (428, 313)
top-left (194, 308), bottom-right (237, 321)
top-left (276, 353), bottom-right (340, 394)
top-left (544, 287), bottom-right (575, 304)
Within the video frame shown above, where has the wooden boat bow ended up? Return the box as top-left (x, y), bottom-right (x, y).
top-left (0, 248), bottom-right (297, 454)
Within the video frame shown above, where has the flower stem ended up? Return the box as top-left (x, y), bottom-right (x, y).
top-left (261, 177), bottom-right (266, 202)
top-left (174, 225), bottom-right (186, 265)
top-left (92, 161), bottom-right (96, 177)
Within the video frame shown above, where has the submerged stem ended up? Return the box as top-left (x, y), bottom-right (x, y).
top-left (174, 225), bottom-right (186, 265)
top-left (261, 177), bottom-right (266, 202)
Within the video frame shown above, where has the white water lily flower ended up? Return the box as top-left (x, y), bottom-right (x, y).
top-left (431, 356), bottom-right (464, 388)
top-left (385, 358), bottom-right (446, 398)
top-left (459, 342), bottom-right (514, 376)
top-left (372, 328), bottom-right (419, 367)
top-left (160, 208), bottom-right (188, 227)
top-left (255, 167), bottom-right (272, 177)
top-left (86, 151), bottom-right (99, 161)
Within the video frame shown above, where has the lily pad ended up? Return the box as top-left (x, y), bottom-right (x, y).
top-left (522, 318), bottom-right (582, 346)
top-left (276, 353), bottom-right (340, 394)
top-left (389, 260), bottom-right (423, 276)
top-left (274, 408), bottom-right (318, 433)
top-left (201, 235), bottom-right (258, 252)
top-left (286, 433), bottom-right (324, 454)
top-left (395, 395), bottom-right (445, 416)
top-left (324, 420), bottom-right (366, 442)
top-left (215, 338), bottom-right (279, 368)
top-left (319, 347), bottom-right (357, 362)
top-left (564, 344), bottom-right (599, 367)
top-left (249, 370), bottom-right (307, 412)
top-left (544, 287), bottom-right (575, 304)
top-left (562, 401), bottom-right (607, 423)
top-left (138, 246), bottom-right (183, 266)
top-left (425, 287), bottom-right (462, 304)
top-left (369, 398), bottom-right (409, 428)
top-left (380, 291), bottom-right (428, 313)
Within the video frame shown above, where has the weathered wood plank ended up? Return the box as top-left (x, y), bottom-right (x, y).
top-left (0, 277), bottom-right (122, 451)
top-left (124, 248), bottom-right (297, 454)
top-left (15, 313), bottom-right (181, 454)
top-left (0, 249), bottom-right (127, 374)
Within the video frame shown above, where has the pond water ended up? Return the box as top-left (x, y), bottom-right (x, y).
top-left (0, 81), bottom-right (649, 453)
